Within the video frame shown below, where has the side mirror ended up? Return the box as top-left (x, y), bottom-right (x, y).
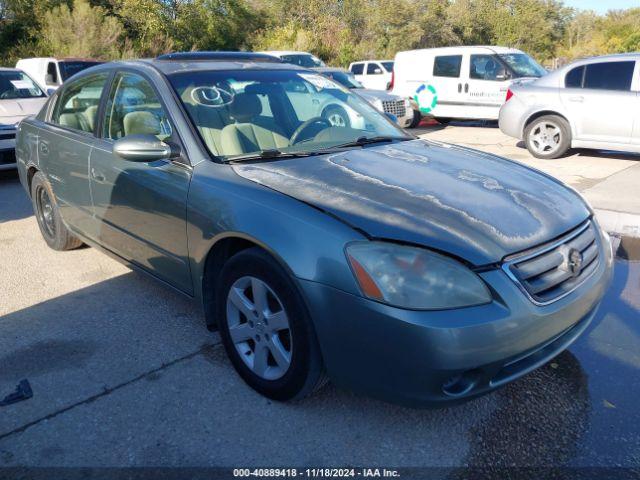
top-left (384, 112), bottom-right (398, 124)
top-left (373, 68), bottom-right (382, 74)
top-left (113, 134), bottom-right (176, 162)
top-left (46, 87), bottom-right (56, 96)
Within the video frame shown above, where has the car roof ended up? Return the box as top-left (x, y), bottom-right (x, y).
top-left (260, 51), bottom-right (316, 57)
top-left (0, 67), bottom-right (22, 72)
top-left (77, 58), bottom-right (308, 77)
top-left (156, 51), bottom-right (282, 63)
top-left (396, 46), bottom-right (523, 56)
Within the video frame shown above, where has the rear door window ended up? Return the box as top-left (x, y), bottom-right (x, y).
top-left (51, 73), bottom-right (110, 133)
top-left (433, 55), bottom-right (462, 78)
top-left (367, 63), bottom-right (383, 75)
top-left (583, 61), bottom-right (635, 91)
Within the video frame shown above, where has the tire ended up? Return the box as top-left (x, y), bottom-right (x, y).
top-left (30, 171), bottom-right (83, 251)
top-left (524, 115), bottom-right (571, 159)
top-left (435, 117), bottom-right (452, 125)
top-left (323, 105), bottom-right (351, 128)
top-left (216, 247), bottom-right (326, 401)
top-left (408, 110), bottom-right (422, 128)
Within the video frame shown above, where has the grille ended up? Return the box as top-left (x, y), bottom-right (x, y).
top-left (382, 100), bottom-right (406, 118)
top-left (504, 221), bottom-right (600, 305)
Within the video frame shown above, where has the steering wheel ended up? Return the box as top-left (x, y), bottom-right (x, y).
top-left (290, 117), bottom-right (332, 145)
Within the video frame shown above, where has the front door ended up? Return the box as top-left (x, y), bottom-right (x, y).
top-left (39, 72), bottom-right (110, 235)
top-left (463, 54), bottom-right (509, 120)
top-left (560, 60), bottom-right (637, 145)
top-left (90, 71), bottom-right (193, 293)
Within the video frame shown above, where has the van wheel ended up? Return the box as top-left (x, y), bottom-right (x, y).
top-left (31, 172), bottom-right (83, 251)
top-left (524, 115), bottom-right (571, 159)
top-left (216, 247), bottom-right (326, 401)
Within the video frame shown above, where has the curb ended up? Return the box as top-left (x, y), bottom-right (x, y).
top-left (594, 208), bottom-right (640, 239)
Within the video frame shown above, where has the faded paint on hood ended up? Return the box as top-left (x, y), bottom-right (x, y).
top-left (233, 139), bottom-right (590, 265)
top-left (0, 98), bottom-right (47, 125)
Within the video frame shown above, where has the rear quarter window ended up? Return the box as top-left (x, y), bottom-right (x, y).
top-left (565, 66), bottom-right (584, 88)
top-left (433, 55), bottom-right (462, 78)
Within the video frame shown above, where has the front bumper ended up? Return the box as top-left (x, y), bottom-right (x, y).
top-left (300, 228), bottom-right (613, 407)
top-left (0, 129), bottom-right (17, 170)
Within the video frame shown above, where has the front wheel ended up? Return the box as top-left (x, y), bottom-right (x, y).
top-left (408, 110), bottom-right (422, 128)
top-left (216, 248), bottom-right (326, 401)
top-left (31, 171), bottom-right (83, 251)
top-left (524, 115), bottom-right (571, 159)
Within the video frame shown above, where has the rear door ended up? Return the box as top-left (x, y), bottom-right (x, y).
top-left (464, 54), bottom-right (509, 119)
top-left (560, 60), bottom-right (637, 144)
top-left (90, 70), bottom-right (193, 293)
top-left (39, 72), bottom-right (110, 235)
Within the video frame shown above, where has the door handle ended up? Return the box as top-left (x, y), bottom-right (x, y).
top-left (39, 142), bottom-right (48, 155)
top-left (90, 167), bottom-right (106, 183)
top-left (464, 83), bottom-right (469, 93)
top-left (458, 83), bottom-right (462, 93)
top-left (569, 95), bottom-right (584, 103)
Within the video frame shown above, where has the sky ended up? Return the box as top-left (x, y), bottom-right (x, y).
top-left (563, 0), bottom-right (640, 14)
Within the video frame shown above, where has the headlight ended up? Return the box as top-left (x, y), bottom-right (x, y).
top-left (346, 242), bottom-right (492, 309)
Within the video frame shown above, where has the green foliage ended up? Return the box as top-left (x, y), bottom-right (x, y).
top-left (0, 0), bottom-right (638, 67)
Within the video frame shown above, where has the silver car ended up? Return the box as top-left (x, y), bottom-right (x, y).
top-left (499, 53), bottom-right (640, 159)
top-left (314, 67), bottom-right (414, 128)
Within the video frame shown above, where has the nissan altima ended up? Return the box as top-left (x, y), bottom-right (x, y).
top-left (15, 52), bottom-right (613, 407)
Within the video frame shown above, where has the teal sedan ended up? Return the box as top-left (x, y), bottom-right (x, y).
top-left (15, 52), bottom-right (613, 407)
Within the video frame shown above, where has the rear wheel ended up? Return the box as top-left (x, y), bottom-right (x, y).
top-left (524, 115), bottom-right (571, 159)
top-left (31, 171), bottom-right (83, 251)
top-left (216, 248), bottom-right (326, 401)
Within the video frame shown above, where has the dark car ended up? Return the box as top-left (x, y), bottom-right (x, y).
top-left (15, 53), bottom-right (613, 407)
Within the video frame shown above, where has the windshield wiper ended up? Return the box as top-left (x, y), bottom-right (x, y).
top-left (329, 135), bottom-right (410, 149)
top-left (225, 149), bottom-right (328, 163)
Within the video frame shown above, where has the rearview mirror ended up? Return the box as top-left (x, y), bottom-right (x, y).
top-left (113, 134), bottom-right (175, 162)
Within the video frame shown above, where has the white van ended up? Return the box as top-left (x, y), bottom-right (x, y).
top-left (15, 57), bottom-right (102, 91)
top-left (348, 60), bottom-right (393, 91)
top-left (391, 46), bottom-right (546, 123)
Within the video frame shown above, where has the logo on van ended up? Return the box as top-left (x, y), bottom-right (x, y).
top-left (414, 84), bottom-right (438, 114)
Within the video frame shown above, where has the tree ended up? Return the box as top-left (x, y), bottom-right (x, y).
top-left (38, 0), bottom-right (126, 58)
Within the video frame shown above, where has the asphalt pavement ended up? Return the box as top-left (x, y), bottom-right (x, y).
top-left (1, 127), bottom-right (640, 477)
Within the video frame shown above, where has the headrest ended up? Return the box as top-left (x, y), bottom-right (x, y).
top-left (123, 111), bottom-right (161, 136)
top-left (229, 93), bottom-right (261, 122)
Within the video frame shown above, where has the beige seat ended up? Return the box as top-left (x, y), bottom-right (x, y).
top-left (123, 111), bottom-right (161, 136)
top-left (59, 112), bottom-right (90, 132)
top-left (220, 93), bottom-right (289, 155)
top-left (83, 105), bottom-right (99, 132)
top-left (181, 86), bottom-right (230, 155)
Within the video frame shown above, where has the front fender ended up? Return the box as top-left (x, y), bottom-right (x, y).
top-left (186, 161), bottom-right (366, 303)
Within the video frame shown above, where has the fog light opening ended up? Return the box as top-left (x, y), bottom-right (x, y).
top-left (442, 369), bottom-right (482, 397)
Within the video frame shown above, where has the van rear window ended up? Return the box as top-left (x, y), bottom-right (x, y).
top-left (433, 55), bottom-right (462, 78)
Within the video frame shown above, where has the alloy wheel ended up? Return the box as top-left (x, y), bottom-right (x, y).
top-left (529, 121), bottom-right (562, 155)
top-left (225, 276), bottom-right (292, 380)
top-left (37, 187), bottom-right (56, 238)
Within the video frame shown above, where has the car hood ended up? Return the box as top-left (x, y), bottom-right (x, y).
top-left (232, 140), bottom-right (590, 265)
top-left (0, 98), bottom-right (47, 125)
top-left (354, 89), bottom-right (402, 103)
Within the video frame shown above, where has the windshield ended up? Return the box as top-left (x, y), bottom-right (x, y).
top-left (322, 71), bottom-right (363, 89)
top-left (499, 53), bottom-right (546, 78)
top-left (279, 54), bottom-right (325, 68)
top-left (381, 62), bottom-right (394, 72)
top-left (0, 71), bottom-right (45, 99)
top-left (59, 61), bottom-right (102, 81)
top-left (168, 69), bottom-right (408, 161)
